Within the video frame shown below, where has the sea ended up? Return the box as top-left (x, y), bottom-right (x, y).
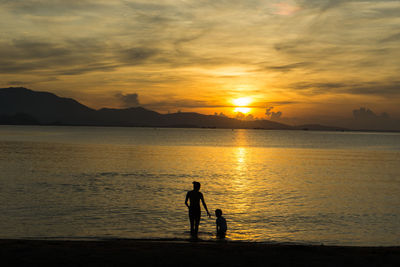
top-left (0, 125), bottom-right (399, 246)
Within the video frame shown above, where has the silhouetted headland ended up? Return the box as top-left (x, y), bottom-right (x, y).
top-left (1, 87), bottom-right (349, 131)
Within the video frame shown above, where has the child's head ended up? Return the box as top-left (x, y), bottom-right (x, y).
top-left (215, 209), bottom-right (222, 217)
top-left (192, 181), bottom-right (201, 191)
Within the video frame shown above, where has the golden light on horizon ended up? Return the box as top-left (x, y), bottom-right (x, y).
top-left (234, 107), bottom-right (251, 114)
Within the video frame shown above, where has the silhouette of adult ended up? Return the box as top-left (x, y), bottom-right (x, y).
top-left (185, 181), bottom-right (211, 237)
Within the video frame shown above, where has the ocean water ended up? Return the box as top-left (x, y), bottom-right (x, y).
top-left (0, 125), bottom-right (399, 246)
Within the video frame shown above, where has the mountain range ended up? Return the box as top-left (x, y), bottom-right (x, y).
top-left (0, 87), bottom-right (346, 131)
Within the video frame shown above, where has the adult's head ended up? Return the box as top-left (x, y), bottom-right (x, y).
top-left (215, 209), bottom-right (222, 217)
top-left (192, 181), bottom-right (201, 191)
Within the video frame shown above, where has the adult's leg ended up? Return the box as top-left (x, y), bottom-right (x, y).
top-left (189, 210), bottom-right (195, 236)
top-left (194, 211), bottom-right (201, 236)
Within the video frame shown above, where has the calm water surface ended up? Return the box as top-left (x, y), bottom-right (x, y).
top-left (0, 126), bottom-right (399, 246)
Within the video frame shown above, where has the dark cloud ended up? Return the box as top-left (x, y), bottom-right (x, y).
top-left (214, 112), bottom-right (227, 117)
top-left (116, 92), bottom-right (140, 108)
top-left (0, 60), bottom-right (39, 73)
top-left (144, 99), bottom-right (226, 110)
top-left (353, 107), bottom-right (389, 120)
top-left (7, 80), bottom-right (28, 86)
top-left (352, 107), bottom-right (399, 130)
top-left (273, 38), bottom-right (352, 62)
top-left (124, 1), bottom-right (175, 12)
top-left (274, 40), bottom-right (308, 53)
top-left (292, 82), bottom-right (345, 91)
top-left (347, 82), bottom-right (400, 96)
top-left (265, 107), bottom-right (282, 120)
top-left (258, 62), bottom-right (312, 73)
top-left (295, 0), bottom-right (347, 12)
top-left (0, 35), bottom-right (235, 76)
top-left (295, 0), bottom-right (397, 14)
top-left (121, 47), bottom-right (161, 64)
top-left (291, 81), bottom-right (400, 97)
top-left (235, 112), bottom-right (255, 121)
top-left (266, 101), bottom-right (299, 106)
top-left (54, 64), bottom-right (118, 76)
top-left (1, 77), bottom-right (59, 87)
top-left (272, 1), bottom-right (400, 79)
top-left (0, 40), bottom-right (70, 61)
top-left (381, 32), bottom-right (400, 43)
top-left (0, 39), bottom-right (112, 74)
top-left (12, 39), bottom-right (71, 59)
top-left (0, 39), bottom-right (164, 75)
top-left (1, 0), bottom-right (107, 16)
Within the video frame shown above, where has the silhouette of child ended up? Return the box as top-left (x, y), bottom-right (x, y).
top-left (215, 209), bottom-right (227, 238)
top-left (185, 181), bottom-right (211, 237)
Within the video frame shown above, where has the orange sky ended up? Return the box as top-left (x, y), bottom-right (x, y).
top-left (1, 0), bottom-right (399, 129)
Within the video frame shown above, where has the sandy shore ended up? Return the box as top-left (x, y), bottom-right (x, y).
top-left (1, 239), bottom-right (399, 266)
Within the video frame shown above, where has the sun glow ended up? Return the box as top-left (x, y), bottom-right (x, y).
top-left (234, 107), bottom-right (251, 114)
top-left (233, 97), bottom-right (251, 107)
top-left (233, 97), bottom-right (252, 114)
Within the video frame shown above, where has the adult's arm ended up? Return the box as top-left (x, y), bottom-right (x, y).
top-left (185, 192), bottom-right (190, 208)
top-left (200, 193), bottom-right (211, 217)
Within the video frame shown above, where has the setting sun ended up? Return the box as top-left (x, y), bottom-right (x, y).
top-left (233, 97), bottom-right (252, 114)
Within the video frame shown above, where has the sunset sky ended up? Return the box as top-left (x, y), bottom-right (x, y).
top-left (1, 0), bottom-right (399, 128)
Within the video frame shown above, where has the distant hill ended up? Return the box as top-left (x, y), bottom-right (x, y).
top-left (295, 124), bottom-right (347, 131)
top-left (0, 87), bottom-right (164, 126)
top-left (0, 87), bottom-right (95, 124)
top-left (0, 113), bottom-right (40, 125)
top-left (0, 87), bottom-right (343, 130)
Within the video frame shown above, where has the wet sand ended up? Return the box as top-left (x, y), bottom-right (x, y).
top-left (1, 239), bottom-right (399, 266)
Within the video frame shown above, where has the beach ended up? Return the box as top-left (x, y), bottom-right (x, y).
top-left (1, 239), bottom-right (399, 267)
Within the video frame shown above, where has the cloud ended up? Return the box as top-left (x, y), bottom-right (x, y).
top-left (266, 107), bottom-right (282, 120)
top-left (272, 2), bottom-right (300, 16)
top-left (347, 82), bottom-right (400, 96)
top-left (1, 0), bottom-right (110, 16)
top-left (53, 64), bottom-right (118, 76)
top-left (0, 38), bottom-right (114, 74)
top-left (260, 62), bottom-right (311, 72)
top-left (214, 112), bottom-right (227, 117)
top-left (235, 112), bottom-right (255, 121)
top-left (295, 0), bottom-right (347, 12)
top-left (144, 98), bottom-right (226, 110)
top-left (380, 32), bottom-right (400, 43)
top-left (7, 80), bottom-right (28, 85)
top-left (0, 40), bottom-right (162, 75)
top-left (116, 92), bottom-right (140, 108)
top-left (0, 40), bottom-right (69, 62)
top-left (352, 107), bottom-right (399, 130)
top-left (120, 47), bottom-right (161, 64)
top-left (353, 107), bottom-right (389, 120)
top-left (290, 81), bottom-right (400, 97)
top-left (12, 39), bottom-right (71, 59)
top-left (266, 101), bottom-right (299, 106)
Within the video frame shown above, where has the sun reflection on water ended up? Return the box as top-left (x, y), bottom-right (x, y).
top-left (229, 145), bottom-right (255, 239)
